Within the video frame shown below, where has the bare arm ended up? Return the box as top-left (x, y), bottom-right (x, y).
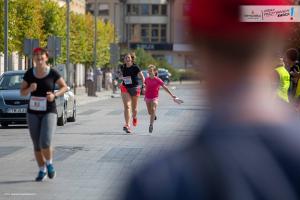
top-left (162, 84), bottom-right (176, 99)
top-left (138, 71), bottom-right (145, 86)
top-left (46, 77), bottom-right (68, 102)
top-left (20, 81), bottom-right (35, 96)
top-left (54, 77), bottom-right (68, 97)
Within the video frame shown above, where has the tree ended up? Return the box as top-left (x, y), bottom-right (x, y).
top-left (82, 13), bottom-right (94, 66)
top-left (134, 48), bottom-right (156, 69)
top-left (13, 0), bottom-right (44, 52)
top-left (0, 0), bottom-right (44, 54)
top-left (0, 0), bottom-right (115, 69)
top-left (69, 12), bottom-right (87, 64)
top-left (41, 0), bottom-right (66, 63)
top-left (41, 0), bottom-right (65, 38)
top-left (96, 20), bottom-right (114, 67)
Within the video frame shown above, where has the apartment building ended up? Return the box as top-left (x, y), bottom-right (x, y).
top-left (86, 0), bottom-right (192, 69)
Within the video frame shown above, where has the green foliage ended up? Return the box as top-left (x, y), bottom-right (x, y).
top-left (134, 48), bottom-right (156, 69)
top-left (131, 48), bottom-right (180, 81)
top-left (41, 0), bottom-right (66, 38)
top-left (81, 14), bottom-right (94, 65)
top-left (96, 20), bottom-right (114, 67)
top-left (69, 12), bottom-right (86, 64)
top-left (14, 0), bottom-right (44, 51)
top-left (0, 0), bottom-right (116, 67)
top-left (0, 0), bottom-right (44, 53)
top-left (41, 0), bottom-right (66, 64)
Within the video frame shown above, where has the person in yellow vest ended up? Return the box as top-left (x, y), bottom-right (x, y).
top-left (285, 48), bottom-right (300, 101)
top-left (294, 73), bottom-right (300, 111)
top-left (274, 57), bottom-right (290, 103)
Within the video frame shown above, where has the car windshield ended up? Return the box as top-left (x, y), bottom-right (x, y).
top-left (0, 74), bottom-right (24, 90)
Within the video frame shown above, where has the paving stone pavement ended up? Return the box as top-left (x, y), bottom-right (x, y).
top-left (0, 83), bottom-right (207, 200)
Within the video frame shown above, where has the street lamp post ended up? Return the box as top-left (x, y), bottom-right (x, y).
top-left (66, 0), bottom-right (71, 86)
top-left (91, 0), bottom-right (98, 96)
top-left (4, 0), bottom-right (8, 72)
top-left (93, 0), bottom-right (98, 71)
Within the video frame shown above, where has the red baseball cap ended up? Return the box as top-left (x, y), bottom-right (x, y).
top-left (188, 0), bottom-right (293, 40)
top-left (33, 47), bottom-right (49, 57)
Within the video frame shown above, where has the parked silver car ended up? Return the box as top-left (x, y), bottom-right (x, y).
top-left (0, 70), bottom-right (76, 127)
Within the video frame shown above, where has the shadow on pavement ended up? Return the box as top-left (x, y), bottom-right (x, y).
top-left (0, 180), bottom-right (34, 185)
top-left (0, 125), bottom-right (28, 129)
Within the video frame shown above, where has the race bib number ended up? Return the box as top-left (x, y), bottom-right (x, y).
top-left (123, 76), bottom-right (133, 85)
top-left (29, 96), bottom-right (47, 111)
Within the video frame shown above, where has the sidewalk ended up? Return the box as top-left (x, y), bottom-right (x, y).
top-left (74, 87), bottom-right (120, 107)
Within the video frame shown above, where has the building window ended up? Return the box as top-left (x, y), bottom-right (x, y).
top-left (86, 3), bottom-right (92, 11)
top-left (98, 4), bottom-right (109, 16)
top-left (141, 4), bottom-right (150, 15)
top-left (127, 4), bottom-right (139, 16)
top-left (151, 24), bottom-right (159, 42)
top-left (127, 4), bottom-right (130, 14)
top-left (86, 2), bottom-right (93, 14)
top-left (127, 4), bottom-right (167, 16)
top-left (141, 24), bottom-right (150, 42)
top-left (128, 24), bottom-right (167, 43)
top-left (152, 5), bottom-right (159, 15)
top-left (160, 24), bottom-right (167, 42)
top-left (129, 24), bottom-right (141, 42)
top-left (86, 3), bottom-right (109, 16)
top-left (161, 4), bottom-right (167, 15)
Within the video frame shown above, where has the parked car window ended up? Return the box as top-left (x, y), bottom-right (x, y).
top-left (0, 74), bottom-right (23, 90)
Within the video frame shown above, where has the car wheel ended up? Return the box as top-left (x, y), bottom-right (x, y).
top-left (164, 79), bottom-right (170, 85)
top-left (57, 106), bottom-right (67, 126)
top-left (1, 122), bottom-right (8, 128)
top-left (68, 101), bottom-right (76, 122)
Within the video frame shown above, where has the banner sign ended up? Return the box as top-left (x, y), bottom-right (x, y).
top-left (240, 6), bottom-right (298, 22)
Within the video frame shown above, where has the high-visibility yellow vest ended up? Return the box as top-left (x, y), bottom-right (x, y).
top-left (275, 65), bottom-right (290, 103)
top-left (295, 76), bottom-right (300, 98)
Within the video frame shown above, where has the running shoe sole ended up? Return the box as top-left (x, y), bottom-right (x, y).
top-left (48, 171), bottom-right (56, 179)
top-left (47, 164), bottom-right (56, 179)
top-left (35, 172), bottom-right (47, 182)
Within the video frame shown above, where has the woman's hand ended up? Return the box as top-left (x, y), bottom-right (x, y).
top-left (29, 83), bottom-right (37, 92)
top-left (46, 92), bottom-right (56, 102)
top-left (142, 87), bottom-right (146, 95)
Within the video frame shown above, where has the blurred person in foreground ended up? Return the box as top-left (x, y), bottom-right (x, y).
top-left (121, 0), bottom-right (300, 199)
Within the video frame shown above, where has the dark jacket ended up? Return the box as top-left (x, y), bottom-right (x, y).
top-left (122, 117), bottom-right (300, 200)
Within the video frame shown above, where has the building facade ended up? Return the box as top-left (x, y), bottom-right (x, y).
top-left (172, 0), bottom-right (193, 68)
top-left (86, 0), bottom-right (192, 69)
top-left (53, 0), bottom-right (86, 14)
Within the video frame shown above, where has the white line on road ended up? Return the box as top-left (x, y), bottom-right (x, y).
top-left (3, 193), bottom-right (36, 196)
